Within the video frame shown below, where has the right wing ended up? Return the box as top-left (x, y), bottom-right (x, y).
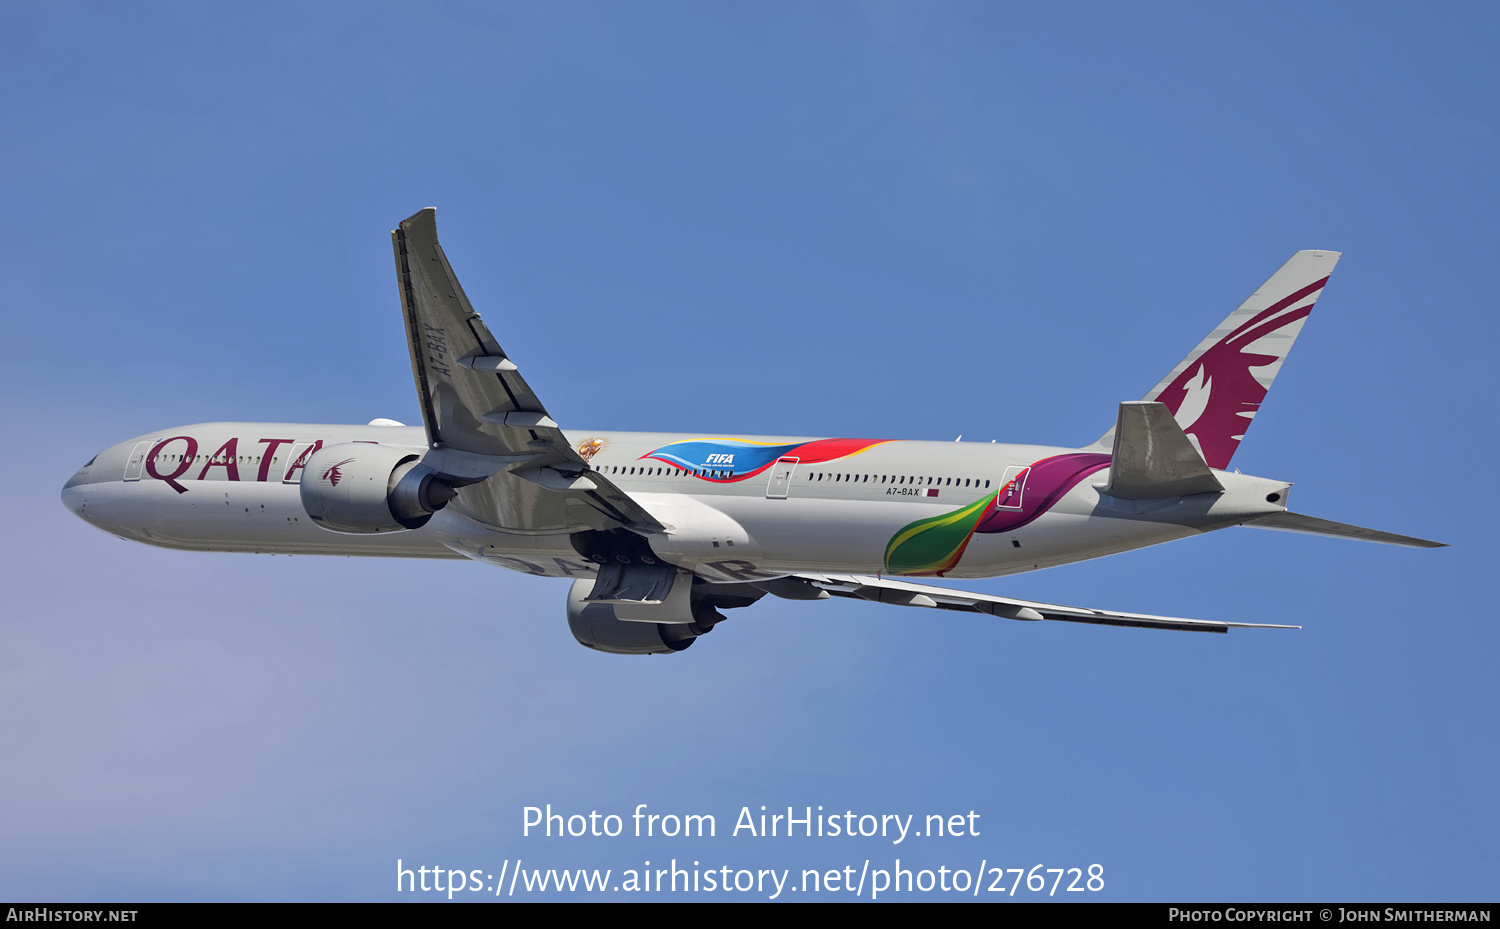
top-left (790, 573), bottom-right (1298, 634)
top-left (392, 208), bottom-right (661, 534)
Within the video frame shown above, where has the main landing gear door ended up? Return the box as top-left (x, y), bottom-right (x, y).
top-left (766, 457), bottom-right (800, 499)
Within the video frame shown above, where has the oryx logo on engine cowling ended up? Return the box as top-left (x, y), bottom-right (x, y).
top-left (322, 458), bottom-right (356, 487)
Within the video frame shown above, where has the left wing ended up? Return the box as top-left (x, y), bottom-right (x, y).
top-left (791, 573), bottom-right (1296, 634)
top-left (392, 208), bottom-right (661, 533)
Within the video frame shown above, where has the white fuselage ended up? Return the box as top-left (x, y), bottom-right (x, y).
top-left (62, 421), bottom-right (1289, 584)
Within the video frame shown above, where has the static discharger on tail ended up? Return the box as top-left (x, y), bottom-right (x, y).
top-left (62, 211), bottom-right (1443, 655)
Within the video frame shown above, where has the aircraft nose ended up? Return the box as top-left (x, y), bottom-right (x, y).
top-left (60, 481), bottom-right (88, 519)
top-left (60, 455), bottom-right (100, 520)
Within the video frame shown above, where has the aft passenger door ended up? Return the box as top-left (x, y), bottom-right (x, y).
top-left (996, 465), bottom-right (1030, 510)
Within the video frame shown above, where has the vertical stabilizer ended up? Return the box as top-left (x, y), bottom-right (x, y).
top-left (1094, 250), bottom-right (1340, 469)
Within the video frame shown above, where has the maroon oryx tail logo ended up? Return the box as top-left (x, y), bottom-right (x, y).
top-left (322, 458), bottom-right (357, 487)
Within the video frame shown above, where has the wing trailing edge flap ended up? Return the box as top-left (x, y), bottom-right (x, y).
top-left (391, 208), bottom-right (662, 533)
top-left (790, 573), bottom-right (1298, 633)
top-left (1103, 401), bottom-right (1224, 500)
top-left (1242, 512), bottom-right (1446, 548)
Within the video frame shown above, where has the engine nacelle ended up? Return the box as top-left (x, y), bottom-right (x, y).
top-left (300, 442), bottom-right (455, 534)
top-left (565, 579), bottom-right (720, 655)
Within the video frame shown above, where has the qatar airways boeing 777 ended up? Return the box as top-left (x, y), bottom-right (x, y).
top-left (61, 209), bottom-right (1443, 654)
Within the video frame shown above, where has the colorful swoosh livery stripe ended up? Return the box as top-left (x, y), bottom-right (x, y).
top-left (884, 492), bottom-right (996, 576)
top-left (641, 437), bottom-right (891, 483)
top-left (884, 453), bottom-right (1110, 576)
top-left (974, 453), bottom-right (1110, 535)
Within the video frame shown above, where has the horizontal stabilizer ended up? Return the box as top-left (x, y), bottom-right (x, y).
top-left (1104, 401), bottom-right (1224, 500)
top-left (1244, 512), bottom-right (1446, 548)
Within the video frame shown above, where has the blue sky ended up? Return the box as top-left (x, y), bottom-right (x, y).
top-left (1, 1), bottom-right (1494, 902)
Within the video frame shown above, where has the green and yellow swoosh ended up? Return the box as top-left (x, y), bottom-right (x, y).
top-left (884, 492), bottom-right (997, 576)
